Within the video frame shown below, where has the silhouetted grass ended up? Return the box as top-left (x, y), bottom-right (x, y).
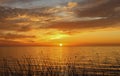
top-left (0, 54), bottom-right (120, 76)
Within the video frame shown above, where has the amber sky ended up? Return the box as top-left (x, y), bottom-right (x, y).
top-left (0, 0), bottom-right (120, 46)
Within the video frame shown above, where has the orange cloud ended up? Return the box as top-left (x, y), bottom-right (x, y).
top-left (67, 2), bottom-right (78, 8)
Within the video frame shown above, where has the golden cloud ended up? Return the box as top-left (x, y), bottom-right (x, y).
top-left (67, 2), bottom-right (78, 8)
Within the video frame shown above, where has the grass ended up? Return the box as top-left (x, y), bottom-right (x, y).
top-left (0, 54), bottom-right (120, 76)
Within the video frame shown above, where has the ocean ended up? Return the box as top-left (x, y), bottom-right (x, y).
top-left (0, 46), bottom-right (120, 63)
top-left (0, 46), bottom-right (120, 76)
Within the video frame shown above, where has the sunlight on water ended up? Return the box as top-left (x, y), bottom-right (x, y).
top-left (0, 46), bottom-right (120, 63)
top-left (0, 46), bottom-right (120, 76)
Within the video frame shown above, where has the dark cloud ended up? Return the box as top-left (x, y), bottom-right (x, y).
top-left (0, 22), bottom-right (34, 32)
top-left (0, 6), bottom-right (50, 31)
top-left (47, 18), bottom-right (119, 30)
top-left (0, 0), bottom-right (75, 8)
top-left (75, 0), bottom-right (120, 17)
top-left (0, 0), bottom-right (119, 31)
top-left (0, 33), bottom-right (35, 39)
top-left (47, 0), bottom-right (120, 30)
top-left (0, 39), bottom-right (23, 46)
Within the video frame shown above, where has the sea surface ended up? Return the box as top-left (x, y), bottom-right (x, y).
top-left (0, 46), bottom-right (120, 76)
top-left (0, 46), bottom-right (120, 63)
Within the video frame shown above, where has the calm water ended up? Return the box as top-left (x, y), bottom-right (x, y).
top-left (0, 46), bottom-right (120, 76)
top-left (0, 46), bottom-right (120, 63)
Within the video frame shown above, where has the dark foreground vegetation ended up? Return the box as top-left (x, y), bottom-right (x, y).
top-left (0, 55), bottom-right (120, 76)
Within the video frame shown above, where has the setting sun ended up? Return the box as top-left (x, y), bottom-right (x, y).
top-left (59, 43), bottom-right (63, 47)
top-left (0, 0), bottom-right (120, 76)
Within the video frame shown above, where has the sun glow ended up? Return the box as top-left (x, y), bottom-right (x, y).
top-left (59, 43), bottom-right (63, 47)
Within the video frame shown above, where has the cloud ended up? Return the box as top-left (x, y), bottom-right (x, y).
top-left (0, 0), bottom-right (120, 45)
top-left (67, 2), bottom-right (78, 8)
top-left (0, 0), bottom-right (119, 33)
top-left (48, 19), bottom-right (119, 30)
top-left (0, 39), bottom-right (23, 46)
top-left (0, 33), bottom-right (35, 40)
top-left (0, 0), bottom-right (77, 8)
top-left (45, 0), bottom-right (120, 30)
top-left (115, 7), bottom-right (120, 12)
top-left (75, 0), bottom-right (120, 17)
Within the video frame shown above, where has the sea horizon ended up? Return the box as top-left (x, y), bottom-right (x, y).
top-left (0, 0), bottom-right (120, 76)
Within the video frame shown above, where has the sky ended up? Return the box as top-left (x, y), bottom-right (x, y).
top-left (0, 0), bottom-right (120, 46)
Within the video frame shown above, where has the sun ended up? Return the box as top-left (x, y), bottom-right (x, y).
top-left (59, 43), bottom-right (63, 47)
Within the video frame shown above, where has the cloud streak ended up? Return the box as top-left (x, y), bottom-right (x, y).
top-left (0, 33), bottom-right (35, 39)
